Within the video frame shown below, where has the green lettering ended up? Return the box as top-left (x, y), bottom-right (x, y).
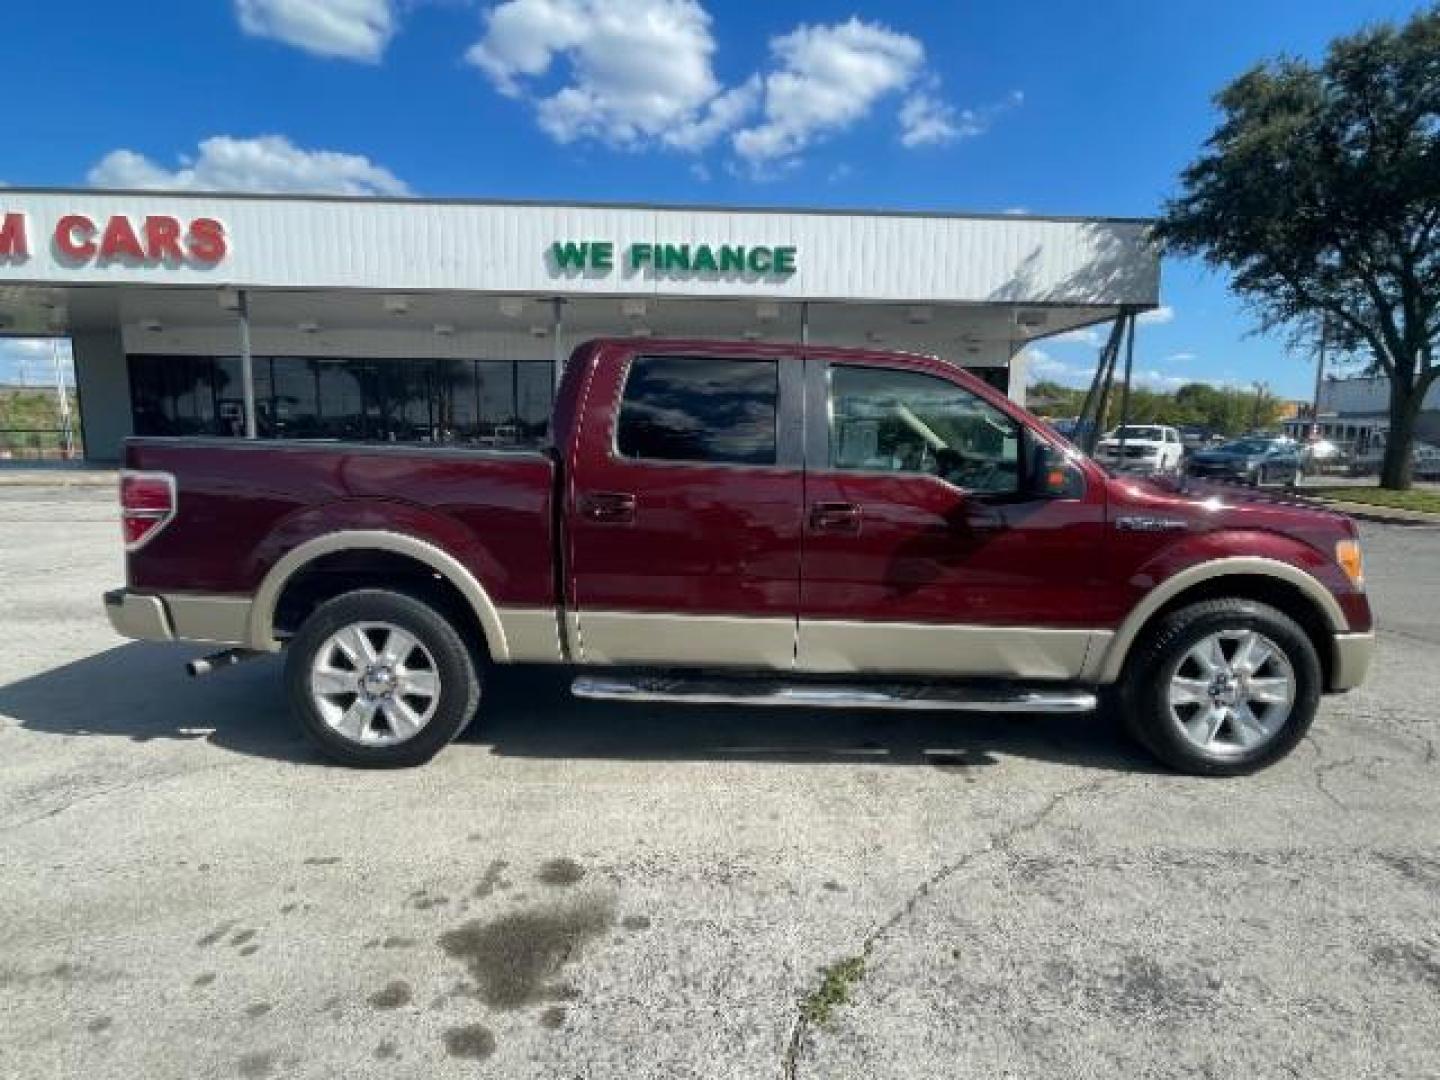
top-left (551, 241), bottom-right (589, 270)
top-left (747, 246), bottom-right (773, 274)
top-left (719, 245), bottom-right (745, 273)
top-left (592, 240), bottom-right (614, 271)
top-left (773, 246), bottom-right (797, 274)
top-left (629, 243), bottom-right (653, 270)
top-left (692, 244), bottom-right (718, 274)
top-left (661, 244), bottom-right (691, 272)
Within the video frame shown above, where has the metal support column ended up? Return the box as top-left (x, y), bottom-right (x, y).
top-left (1077, 312), bottom-right (1129, 455)
top-left (1116, 313), bottom-right (1137, 460)
top-left (237, 289), bottom-right (257, 439)
top-left (552, 298), bottom-right (566, 388)
top-left (799, 301), bottom-right (810, 346)
top-left (50, 338), bottom-right (74, 458)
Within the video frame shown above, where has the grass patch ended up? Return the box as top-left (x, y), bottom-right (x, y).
top-left (799, 955), bottom-right (866, 1027)
top-left (1308, 486), bottom-right (1440, 514)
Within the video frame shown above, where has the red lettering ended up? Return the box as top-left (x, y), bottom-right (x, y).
top-left (55, 214), bottom-right (97, 259)
top-left (99, 215), bottom-right (146, 261)
top-left (0, 212), bottom-right (28, 259)
top-left (186, 217), bottom-right (226, 263)
top-left (143, 215), bottom-right (184, 261)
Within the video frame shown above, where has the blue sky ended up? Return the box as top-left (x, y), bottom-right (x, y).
top-left (0, 0), bottom-right (1424, 393)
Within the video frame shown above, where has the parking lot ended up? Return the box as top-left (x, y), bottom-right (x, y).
top-left (2, 485), bottom-right (1438, 1079)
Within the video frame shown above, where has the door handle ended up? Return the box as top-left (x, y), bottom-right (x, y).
top-left (580, 491), bottom-right (637, 524)
top-left (810, 501), bottom-right (862, 534)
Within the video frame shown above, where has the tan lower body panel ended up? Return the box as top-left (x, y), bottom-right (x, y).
top-left (796, 620), bottom-right (1103, 680)
top-left (163, 594), bottom-right (254, 645)
top-left (572, 611), bottom-right (797, 670)
top-left (494, 607), bottom-right (565, 663)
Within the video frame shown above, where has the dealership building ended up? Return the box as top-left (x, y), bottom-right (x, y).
top-left (0, 189), bottom-right (1160, 461)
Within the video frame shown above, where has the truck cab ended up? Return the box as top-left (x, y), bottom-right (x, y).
top-left (105, 338), bottom-right (1375, 775)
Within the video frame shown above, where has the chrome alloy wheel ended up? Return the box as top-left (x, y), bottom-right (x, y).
top-left (309, 621), bottom-right (441, 746)
top-left (1166, 629), bottom-right (1296, 756)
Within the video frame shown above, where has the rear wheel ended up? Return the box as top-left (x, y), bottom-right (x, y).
top-left (285, 588), bottom-right (480, 767)
top-left (1118, 598), bottom-right (1320, 776)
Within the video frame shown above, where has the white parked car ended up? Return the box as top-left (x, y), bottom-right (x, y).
top-left (1095, 424), bottom-right (1185, 474)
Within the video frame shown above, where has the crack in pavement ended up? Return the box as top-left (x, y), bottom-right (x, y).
top-left (779, 773), bottom-right (1124, 1080)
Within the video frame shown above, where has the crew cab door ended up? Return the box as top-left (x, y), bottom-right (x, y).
top-left (565, 346), bottom-right (805, 668)
top-left (796, 353), bottom-right (1109, 679)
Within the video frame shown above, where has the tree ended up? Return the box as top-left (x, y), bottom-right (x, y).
top-left (1156, 6), bottom-right (1440, 488)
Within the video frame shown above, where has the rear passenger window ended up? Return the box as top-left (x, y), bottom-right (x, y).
top-left (617, 356), bottom-right (778, 465)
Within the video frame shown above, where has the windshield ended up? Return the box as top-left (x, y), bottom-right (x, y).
top-left (1218, 439), bottom-right (1273, 454)
top-left (1107, 426), bottom-right (1164, 441)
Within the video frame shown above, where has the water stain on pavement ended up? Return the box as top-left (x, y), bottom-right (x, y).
top-left (443, 1023), bottom-right (497, 1060)
top-left (243, 1002), bottom-right (273, 1019)
top-left (437, 896), bottom-right (614, 1010)
top-left (86, 1015), bottom-right (112, 1034)
top-left (373, 1040), bottom-right (399, 1060)
top-left (303, 856), bottom-right (341, 866)
top-left (368, 980), bottom-right (414, 1009)
top-left (230, 929), bottom-right (256, 947)
top-left (539, 1005), bottom-right (567, 1029)
top-left (237, 1049), bottom-right (277, 1078)
top-left (621, 914), bottom-right (651, 931)
top-left (196, 921), bottom-right (236, 947)
top-left (474, 859), bottom-right (510, 899)
top-left (536, 858), bottom-right (585, 887)
top-left (192, 972), bottom-right (216, 988)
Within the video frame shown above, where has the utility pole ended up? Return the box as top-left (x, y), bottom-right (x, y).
top-left (1310, 313), bottom-right (1328, 439)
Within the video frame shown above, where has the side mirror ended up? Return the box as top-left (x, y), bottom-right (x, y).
top-left (1030, 439), bottom-right (1086, 499)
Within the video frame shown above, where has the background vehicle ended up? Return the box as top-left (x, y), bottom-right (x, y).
top-left (1095, 424), bottom-right (1186, 474)
top-left (1179, 425), bottom-right (1219, 451)
top-left (105, 339), bottom-right (1374, 777)
top-left (1188, 436), bottom-right (1302, 487)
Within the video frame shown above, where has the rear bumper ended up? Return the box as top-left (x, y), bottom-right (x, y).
top-left (1329, 632), bottom-right (1376, 693)
top-left (104, 588), bottom-right (253, 646)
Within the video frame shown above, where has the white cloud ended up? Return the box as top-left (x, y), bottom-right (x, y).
top-left (235, 0), bottom-right (395, 62)
top-left (897, 91), bottom-right (956, 147)
top-left (1166, 351), bottom-right (1197, 362)
top-left (733, 18), bottom-right (923, 165)
top-left (1054, 327), bottom-right (1103, 346)
top-left (1138, 305), bottom-right (1175, 325)
top-left (466, 0), bottom-right (748, 150)
top-left (87, 136), bottom-right (410, 196)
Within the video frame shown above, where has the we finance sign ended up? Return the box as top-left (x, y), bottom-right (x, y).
top-left (549, 239), bottom-right (797, 278)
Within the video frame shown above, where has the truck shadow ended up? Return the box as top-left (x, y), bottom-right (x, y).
top-left (0, 645), bottom-right (1164, 774)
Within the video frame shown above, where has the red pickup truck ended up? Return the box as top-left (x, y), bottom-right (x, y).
top-left (104, 338), bottom-right (1373, 775)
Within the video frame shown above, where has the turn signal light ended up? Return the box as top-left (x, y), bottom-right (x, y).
top-left (120, 471), bottom-right (176, 551)
top-left (1335, 539), bottom-right (1364, 589)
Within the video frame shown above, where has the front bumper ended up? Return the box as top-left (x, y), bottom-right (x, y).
top-left (1330, 632), bottom-right (1376, 693)
top-left (104, 588), bottom-right (254, 646)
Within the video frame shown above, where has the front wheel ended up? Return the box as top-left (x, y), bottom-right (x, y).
top-left (285, 588), bottom-right (480, 768)
top-left (1118, 598), bottom-right (1320, 776)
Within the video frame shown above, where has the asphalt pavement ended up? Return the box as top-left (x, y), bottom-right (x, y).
top-left (1, 487), bottom-right (1437, 1079)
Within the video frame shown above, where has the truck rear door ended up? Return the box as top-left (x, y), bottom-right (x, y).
top-left (564, 346), bottom-right (805, 668)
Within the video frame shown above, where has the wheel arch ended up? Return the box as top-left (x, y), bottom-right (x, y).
top-left (246, 530), bottom-right (510, 661)
top-left (1095, 557), bottom-right (1348, 685)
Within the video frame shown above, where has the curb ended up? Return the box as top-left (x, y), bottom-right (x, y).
top-left (0, 470), bottom-right (117, 488)
top-left (1299, 496), bottom-right (1440, 526)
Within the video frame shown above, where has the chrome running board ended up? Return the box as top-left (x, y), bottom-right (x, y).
top-left (571, 676), bottom-right (1097, 714)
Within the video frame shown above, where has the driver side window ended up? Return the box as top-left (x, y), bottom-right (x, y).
top-left (828, 364), bottom-right (1021, 494)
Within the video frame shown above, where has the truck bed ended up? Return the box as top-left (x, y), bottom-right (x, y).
top-left (123, 437), bottom-right (557, 609)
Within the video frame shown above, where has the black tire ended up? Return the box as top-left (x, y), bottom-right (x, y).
top-left (1117, 598), bottom-right (1321, 777)
top-left (284, 588), bottom-right (480, 768)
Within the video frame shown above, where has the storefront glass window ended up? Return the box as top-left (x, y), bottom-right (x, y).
top-left (128, 354), bottom-right (553, 447)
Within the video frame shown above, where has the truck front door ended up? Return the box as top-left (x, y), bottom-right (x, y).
top-left (796, 354), bottom-right (1109, 679)
top-left (565, 348), bottom-right (805, 669)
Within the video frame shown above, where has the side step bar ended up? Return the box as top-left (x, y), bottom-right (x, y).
top-left (571, 676), bottom-right (1097, 714)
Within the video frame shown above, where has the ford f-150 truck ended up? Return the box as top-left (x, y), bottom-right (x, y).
top-left (104, 338), bottom-right (1374, 775)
